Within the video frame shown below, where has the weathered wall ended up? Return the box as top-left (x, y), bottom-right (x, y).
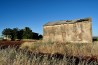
top-left (43, 19), bottom-right (92, 43)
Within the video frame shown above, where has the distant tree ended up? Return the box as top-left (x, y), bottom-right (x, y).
top-left (11, 28), bottom-right (19, 40)
top-left (2, 27), bottom-right (43, 40)
top-left (32, 32), bottom-right (39, 39)
top-left (2, 28), bottom-right (12, 39)
top-left (23, 27), bottom-right (33, 39)
top-left (17, 29), bottom-right (24, 40)
top-left (38, 34), bottom-right (43, 39)
top-left (2, 28), bottom-right (12, 35)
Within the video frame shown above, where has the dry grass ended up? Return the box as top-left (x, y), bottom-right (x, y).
top-left (0, 47), bottom-right (98, 65)
top-left (0, 41), bottom-right (98, 65)
top-left (20, 41), bottom-right (98, 57)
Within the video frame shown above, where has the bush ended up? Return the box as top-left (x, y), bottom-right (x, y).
top-left (97, 38), bottom-right (98, 41)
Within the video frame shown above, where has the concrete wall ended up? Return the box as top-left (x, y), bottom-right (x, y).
top-left (43, 19), bottom-right (92, 43)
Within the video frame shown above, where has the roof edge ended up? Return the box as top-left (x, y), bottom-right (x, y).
top-left (44, 17), bottom-right (92, 26)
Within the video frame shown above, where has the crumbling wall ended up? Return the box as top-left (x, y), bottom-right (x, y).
top-left (43, 18), bottom-right (92, 43)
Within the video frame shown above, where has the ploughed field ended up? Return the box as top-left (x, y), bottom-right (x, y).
top-left (0, 41), bottom-right (24, 48)
top-left (0, 40), bottom-right (36, 48)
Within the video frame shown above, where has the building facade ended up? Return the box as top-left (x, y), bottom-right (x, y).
top-left (43, 18), bottom-right (92, 43)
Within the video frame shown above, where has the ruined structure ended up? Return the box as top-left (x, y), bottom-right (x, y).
top-left (43, 18), bottom-right (92, 43)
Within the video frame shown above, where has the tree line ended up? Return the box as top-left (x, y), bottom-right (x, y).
top-left (2, 27), bottom-right (43, 40)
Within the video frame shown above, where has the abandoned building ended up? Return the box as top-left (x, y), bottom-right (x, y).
top-left (43, 18), bottom-right (92, 43)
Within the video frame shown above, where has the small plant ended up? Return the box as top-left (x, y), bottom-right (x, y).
top-left (97, 38), bottom-right (98, 41)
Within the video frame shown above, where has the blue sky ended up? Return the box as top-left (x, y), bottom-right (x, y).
top-left (0, 0), bottom-right (98, 36)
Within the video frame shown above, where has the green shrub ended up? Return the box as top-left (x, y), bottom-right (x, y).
top-left (97, 38), bottom-right (98, 41)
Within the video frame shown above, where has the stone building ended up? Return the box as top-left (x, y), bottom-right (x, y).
top-left (43, 18), bottom-right (92, 43)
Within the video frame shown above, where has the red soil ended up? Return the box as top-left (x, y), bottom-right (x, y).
top-left (0, 41), bottom-right (24, 48)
